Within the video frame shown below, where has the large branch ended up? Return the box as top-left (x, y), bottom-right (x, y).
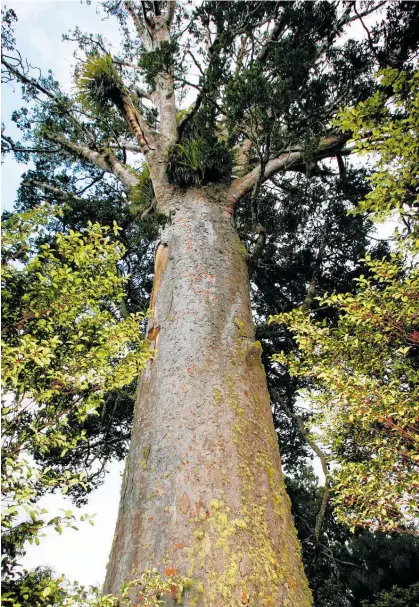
top-left (44, 131), bottom-right (139, 189)
top-left (124, 2), bottom-right (177, 152)
top-left (227, 135), bottom-right (349, 205)
top-left (257, 9), bottom-right (290, 64)
top-left (124, 0), bottom-right (153, 50)
top-left (166, 1), bottom-right (176, 28)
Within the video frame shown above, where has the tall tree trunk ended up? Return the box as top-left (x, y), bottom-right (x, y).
top-left (104, 188), bottom-right (312, 607)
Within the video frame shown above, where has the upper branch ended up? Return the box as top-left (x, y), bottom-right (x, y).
top-left (2, 56), bottom-right (58, 100)
top-left (1, 133), bottom-right (60, 155)
top-left (227, 134), bottom-right (349, 206)
top-left (341, 0), bottom-right (387, 27)
top-left (166, 1), bottom-right (176, 28)
top-left (25, 180), bottom-right (87, 204)
top-left (124, 0), bottom-right (153, 50)
top-left (43, 131), bottom-right (139, 189)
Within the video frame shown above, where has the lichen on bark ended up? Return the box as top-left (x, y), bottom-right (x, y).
top-left (104, 190), bottom-right (312, 606)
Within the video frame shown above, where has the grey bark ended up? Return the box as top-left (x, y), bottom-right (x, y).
top-left (104, 188), bottom-right (312, 607)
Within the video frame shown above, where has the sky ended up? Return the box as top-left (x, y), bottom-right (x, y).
top-left (2, 0), bottom-right (392, 589)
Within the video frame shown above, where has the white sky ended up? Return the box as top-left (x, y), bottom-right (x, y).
top-left (1, 0), bottom-right (390, 589)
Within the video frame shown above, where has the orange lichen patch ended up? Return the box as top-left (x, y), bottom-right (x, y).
top-left (165, 566), bottom-right (177, 576)
top-left (181, 493), bottom-right (190, 514)
top-left (170, 584), bottom-right (179, 600)
top-left (147, 325), bottom-right (160, 342)
top-left (175, 543), bottom-right (184, 550)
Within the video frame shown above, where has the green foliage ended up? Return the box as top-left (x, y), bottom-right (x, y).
top-left (271, 68), bottom-right (419, 534)
top-left (287, 465), bottom-right (419, 607)
top-left (2, 568), bottom-right (193, 607)
top-left (2, 567), bottom-right (68, 607)
top-left (3, 4), bottom-right (419, 605)
top-left (97, 570), bottom-right (193, 606)
top-left (360, 583), bottom-right (419, 607)
top-left (336, 68), bottom-right (419, 229)
top-left (1, 206), bottom-right (151, 603)
top-left (129, 163), bottom-right (154, 211)
top-left (138, 41), bottom-right (179, 89)
top-left (272, 254), bottom-right (419, 532)
top-left (76, 53), bottom-right (124, 115)
top-left (167, 137), bottom-right (232, 187)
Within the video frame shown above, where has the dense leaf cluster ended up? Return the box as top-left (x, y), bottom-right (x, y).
top-left (1, 209), bottom-right (151, 604)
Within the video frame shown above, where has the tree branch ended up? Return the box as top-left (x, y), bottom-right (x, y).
top-left (2, 57), bottom-right (57, 100)
top-left (25, 180), bottom-right (87, 204)
top-left (166, 0), bottom-right (176, 27)
top-left (272, 389), bottom-right (330, 544)
top-left (108, 140), bottom-right (144, 153)
top-left (43, 131), bottom-right (139, 189)
top-left (228, 134), bottom-right (349, 206)
top-left (341, 0), bottom-right (387, 27)
top-left (257, 10), bottom-right (290, 64)
top-left (124, 0), bottom-right (153, 50)
top-left (1, 133), bottom-right (61, 155)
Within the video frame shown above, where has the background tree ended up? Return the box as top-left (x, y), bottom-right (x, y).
top-left (1, 207), bottom-right (150, 605)
top-left (271, 66), bottom-right (419, 535)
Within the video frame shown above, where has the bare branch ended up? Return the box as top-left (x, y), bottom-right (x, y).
top-left (25, 180), bottom-right (86, 204)
top-left (76, 172), bottom-right (105, 195)
top-left (124, 0), bottom-right (153, 50)
top-left (1, 133), bottom-right (61, 155)
top-left (273, 389), bottom-right (330, 544)
top-left (257, 11), bottom-right (290, 64)
top-left (228, 134), bottom-right (349, 206)
top-left (166, 1), bottom-right (176, 27)
top-left (248, 225), bottom-right (267, 275)
top-left (341, 0), bottom-right (387, 27)
top-left (43, 131), bottom-right (139, 189)
top-left (141, 1), bottom-right (155, 36)
top-left (2, 57), bottom-right (57, 100)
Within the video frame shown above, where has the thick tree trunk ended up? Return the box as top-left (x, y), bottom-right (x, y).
top-left (104, 188), bottom-right (312, 607)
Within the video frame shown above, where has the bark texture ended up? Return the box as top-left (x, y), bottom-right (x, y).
top-left (104, 189), bottom-right (311, 606)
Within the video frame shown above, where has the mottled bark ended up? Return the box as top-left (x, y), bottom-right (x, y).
top-left (105, 188), bottom-right (312, 607)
